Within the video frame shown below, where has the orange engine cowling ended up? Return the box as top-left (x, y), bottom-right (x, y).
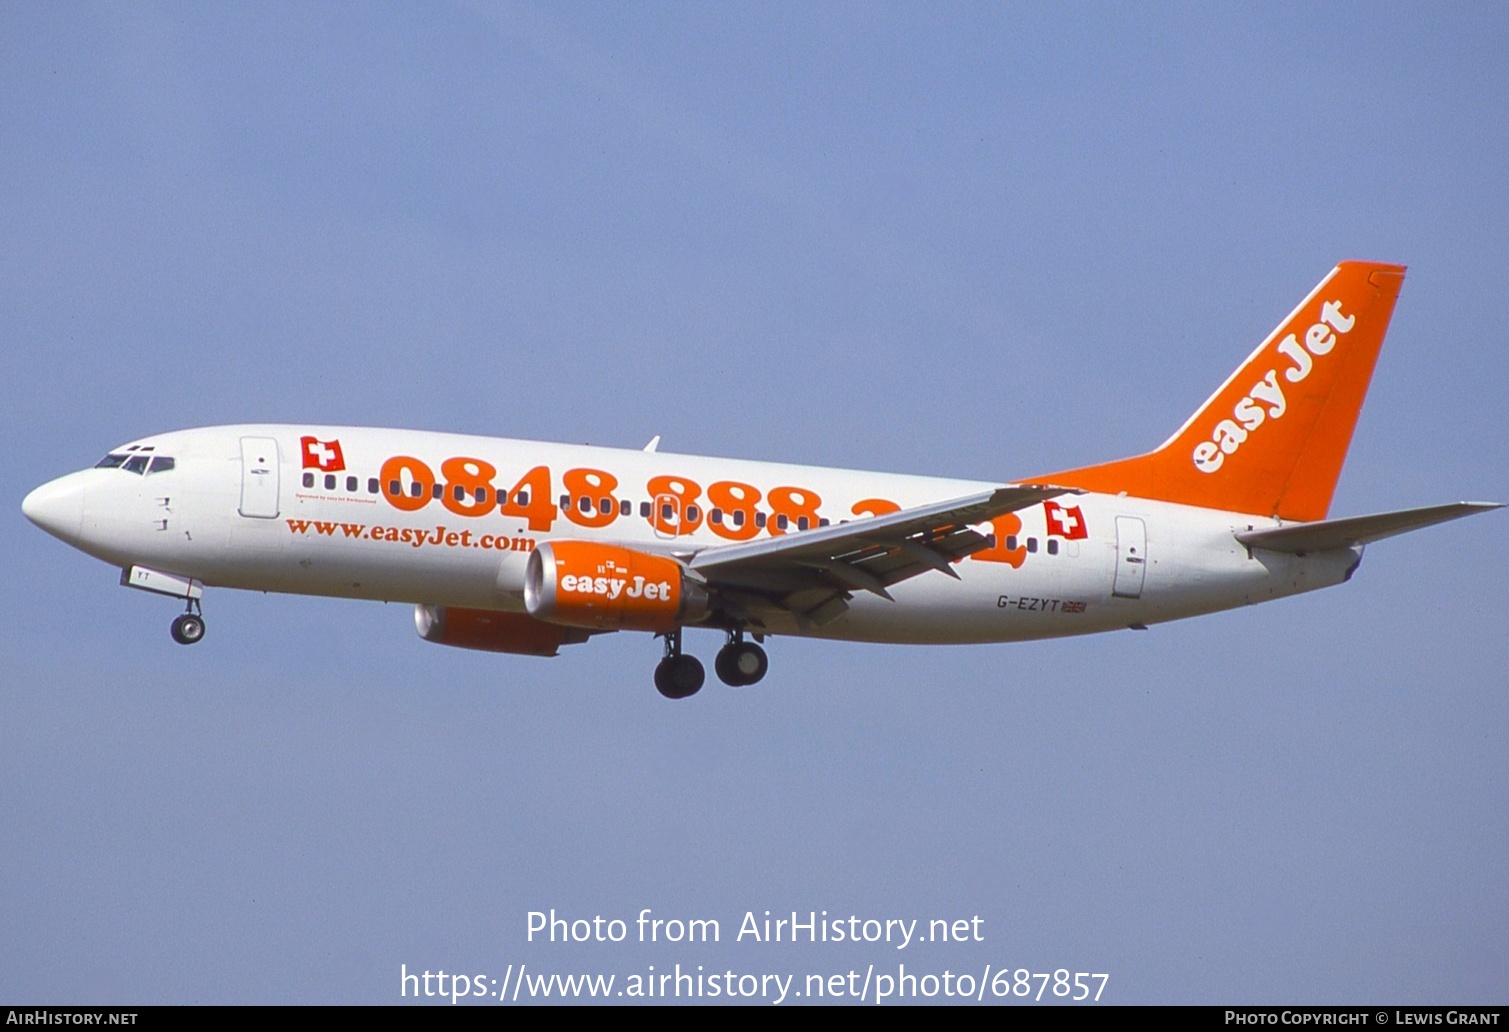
top-left (524, 541), bottom-right (709, 632)
top-left (414, 605), bottom-right (591, 656)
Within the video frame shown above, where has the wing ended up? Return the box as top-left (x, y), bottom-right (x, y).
top-left (687, 484), bottom-right (1070, 629)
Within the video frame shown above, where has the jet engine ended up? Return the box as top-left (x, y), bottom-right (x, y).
top-left (414, 605), bottom-right (590, 656)
top-left (524, 541), bottom-right (709, 632)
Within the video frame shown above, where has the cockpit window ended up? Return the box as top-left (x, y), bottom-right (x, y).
top-left (98, 451), bottom-right (176, 474)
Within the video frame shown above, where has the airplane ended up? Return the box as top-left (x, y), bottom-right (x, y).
top-left (21, 261), bottom-right (1499, 699)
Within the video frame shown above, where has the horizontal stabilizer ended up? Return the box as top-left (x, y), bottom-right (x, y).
top-left (1234, 502), bottom-right (1502, 554)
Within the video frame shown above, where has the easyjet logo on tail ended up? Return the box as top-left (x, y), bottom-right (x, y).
top-left (1191, 300), bottom-right (1354, 474)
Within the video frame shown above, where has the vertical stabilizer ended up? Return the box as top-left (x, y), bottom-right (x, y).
top-left (1039, 261), bottom-right (1406, 521)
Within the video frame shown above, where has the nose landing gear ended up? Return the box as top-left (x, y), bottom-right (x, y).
top-left (169, 599), bottom-right (205, 645)
top-left (653, 628), bottom-right (705, 699)
top-left (714, 629), bottom-right (768, 687)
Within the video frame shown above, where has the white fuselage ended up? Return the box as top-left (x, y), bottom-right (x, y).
top-left (27, 424), bottom-right (1362, 644)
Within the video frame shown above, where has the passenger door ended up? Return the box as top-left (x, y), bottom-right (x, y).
top-left (1113, 515), bottom-right (1147, 599)
top-left (238, 437), bottom-right (280, 518)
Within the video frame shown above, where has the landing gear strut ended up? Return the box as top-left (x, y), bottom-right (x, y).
top-left (715, 629), bottom-right (768, 687)
top-left (170, 598), bottom-right (205, 646)
top-left (654, 629), bottom-right (704, 699)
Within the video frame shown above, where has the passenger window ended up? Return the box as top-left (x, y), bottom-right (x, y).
top-left (776, 514), bottom-right (789, 530)
top-left (620, 499), bottom-right (632, 516)
top-left (453, 484), bottom-right (466, 502)
top-left (755, 512), bottom-right (766, 528)
top-left (303, 472), bottom-right (315, 489)
top-left (710, 509), bottom-right (724, 525)
top-left (410, 483), bottom-right (424, 498)
top-left (124, 455), bottom-right (150, 474)
top-left (579, 497), bottom-right (592, 514)
top-left (819, 518), bottom-right (830, 527)
top-left (368, 478), bottom-right (379, 494)
top-left (732, 510), bottom-right (745, 527)
top-left (325, 474), bottom-right (337, 490)
top-left (661, 504), bottom-right (674, 521)
top-left (686, 505), bottom-right (699, 522)
top-left (1047, 539), bottom-right (1059, 555)
top-left (598, 498), bottom-right (611, 515)
top-left (797, 516), bottom-right (809, 530)
top-left (346, 476), bottom-right (358, 492)
top-left (515, 491), bottom-right (529, 506)
top-left (1006, 535), bottom-right (1018, 551)
top-left (559, 494), bottom-right (570, 510)
top-left (639, 501), bottom-right (651, 518)
top-left (431, 484), bottom-right (443, 499)
top-left (1026, 537), bottom-right (1038, 553)
top-left (389, 480), bottom-right (402, 496)
top-left (475, 487), bottom-right (488, 503)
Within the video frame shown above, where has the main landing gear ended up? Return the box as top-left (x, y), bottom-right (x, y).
top-left (714, 629), bottom-right (768, 688)
top-left (654, 628), bottom-right (769, 699)
top-left (169, 599), bottom-right (205, 645)
top-left (654, 629), bottom-right (704, 700)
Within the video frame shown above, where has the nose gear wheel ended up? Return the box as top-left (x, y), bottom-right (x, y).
top-left (170, 613), bottom-right (205, 645)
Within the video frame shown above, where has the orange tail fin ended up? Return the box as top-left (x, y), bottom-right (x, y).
top-left (1040, 261), bottom-right (1406, 521)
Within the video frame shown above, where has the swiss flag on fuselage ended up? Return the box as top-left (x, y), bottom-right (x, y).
top-left (1043, 500), bottom-right (1088, 540)
top-left (300, 436), bottom-right (346, 472)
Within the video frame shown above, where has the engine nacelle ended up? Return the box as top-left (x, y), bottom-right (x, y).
top-left (524, 541), bottom-right (709, 632)
top-left (414, 605), bottom-right (590, 656)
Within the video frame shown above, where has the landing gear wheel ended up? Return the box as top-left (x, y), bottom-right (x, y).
top-left (715, 642), bottom-right (768, 686)
top-left (170, 613), bottom-right (205, 645)
top-left (654, 655), bottom-right (705, 699)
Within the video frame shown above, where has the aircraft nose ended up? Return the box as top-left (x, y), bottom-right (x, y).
top-left (22, 474), bottom-right (87, 545)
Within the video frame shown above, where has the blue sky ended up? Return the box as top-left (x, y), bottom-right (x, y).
top-left (3, 1), bottom-right (1506, 1004)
